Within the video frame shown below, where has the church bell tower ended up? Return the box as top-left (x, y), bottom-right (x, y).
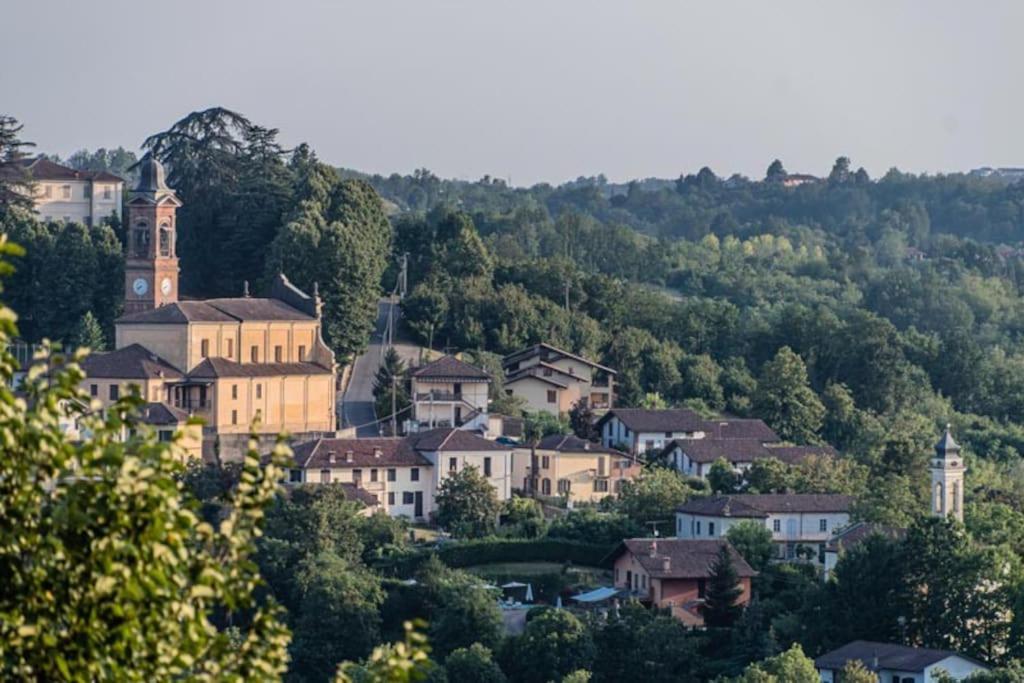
top-left (931, 424), bottom-right (965, 522)
top-left (123, 152), bottom-right (182, 315)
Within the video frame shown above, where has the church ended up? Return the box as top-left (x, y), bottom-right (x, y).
top-left (80, 153), bottom-right (337, 460)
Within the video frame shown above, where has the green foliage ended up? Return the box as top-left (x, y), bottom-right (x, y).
top-left (0, 116), bottom-right (35, 215)
top-left (708, 457), bottom-right (741, 493)
top-left (435, 466), bottom-right (501, 538)
top-left (733, 644), bottom-right (819, 683)
top-left (499, 608), bottom-right (595, 683)
top-left (443, 643), bottom-right (506, 683)
top-left (416, 557), bottom-right (503, 658)
top-left (547, 508), bottom-right (645, 546)
top-left (374, 347), bottom-right (411, 424)
top-left (753, 346), bottom-right (825, 443)
top-left (703, 543), bottom-right (744, 629)
top-left (839, 659), bottom-right (878, 683)
top-left (616, 467), bottom-right (692, 530)
top-left (568, 399), bottom-right (598, 440)
top-left (726, 520), bottom-right (775, 572)
top-left (501, 496), bottom-right (547, 538)
top-left (0, 232), bottom-right (290, 678)
top-left (523, 411), bottom-right (570, 444)
top-left (591, 602), bottom-right (701, 682)
top-left (337, 620), bottom-right (435, 683)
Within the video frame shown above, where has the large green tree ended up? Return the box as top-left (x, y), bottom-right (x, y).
top-left (500, 609), bottom-right (595, 683)
top-left (753, 346), bottom-right (825, 443)
top-left (703, 543), bottom-right (745, 629)
top-left (434, 466), bottom-right (501, 538)
top-left (0, 115), bottom-right (35, 216)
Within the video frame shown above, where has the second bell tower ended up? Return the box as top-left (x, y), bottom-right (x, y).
top-left (123, 152), bottom-right (182, 315)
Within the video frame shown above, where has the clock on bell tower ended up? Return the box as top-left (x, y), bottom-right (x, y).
top-left (123, 152), bottom-right (182, 315)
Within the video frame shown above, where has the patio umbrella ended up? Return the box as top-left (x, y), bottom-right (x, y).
top-left (555, 595), bottom-right (563, 609)
top-left (500, 581), bottom-right (527, 589)
top-left (525, 583), bottom-right (534, 603)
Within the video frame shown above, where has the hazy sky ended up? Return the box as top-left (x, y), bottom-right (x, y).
top-left (4, 1), bottom-right (1023, 185)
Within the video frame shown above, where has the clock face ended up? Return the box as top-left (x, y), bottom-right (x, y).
top-left (132, 277), bottom-right (149, 296)
top-left (160, 277), bottom-right (173, 295)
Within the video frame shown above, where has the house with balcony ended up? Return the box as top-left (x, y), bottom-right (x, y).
top-left (606, 538), bottom-right (756, 626)
top-left (675, 494), bottom-right (853, 564)
top-left (511, 434), bottom-right (641, 502)
top-left (410, 355), bottom-right (491, 431)
top-left (501, 343), bottom-right (615, 416)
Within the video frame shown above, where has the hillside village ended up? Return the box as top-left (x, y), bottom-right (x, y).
top-left (2, 140), bottom-right (1021, 682)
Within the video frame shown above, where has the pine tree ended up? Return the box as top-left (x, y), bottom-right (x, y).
top-left (703, 543), bottom-right (744, 628)
top-left (568, 399), bottom-right (597, 441)
top-left (0, 115), bottom-right (35, 216)
top-left (71, 311), bottom-right (106, 351)
top-left (372, 348), bottom-right (410, 425)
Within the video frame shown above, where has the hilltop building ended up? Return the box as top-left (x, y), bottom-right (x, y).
top-left (409, 355), bottom-right (491, 430)
top-left (931, 425), bottom-right (965, 523)
top-left (80, 154), bottom-right (336, 460)
top-left (11, 156), bottom-right (124, 226)
top-left (502, 343), bottom-right (616, 415)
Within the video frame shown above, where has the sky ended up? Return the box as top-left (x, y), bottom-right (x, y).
top-left (3, 1), bottom-right (1024, 186)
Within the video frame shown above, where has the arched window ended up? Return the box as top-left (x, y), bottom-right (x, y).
top-left (541, 478), bottom-right (551, 496)
top-left (934, 482), bottom-right (944, 513)
top-left (952, 481), bottom-right (960, 513)
top-left (158, 223), bottom-right (171, 257)
top-left (133, 222), bottom-right (149, 257)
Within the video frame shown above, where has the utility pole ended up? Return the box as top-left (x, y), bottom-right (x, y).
top-left (391, 374), bottom-right (398, 436)
top-left (564, 280), bottom-right (570, 311)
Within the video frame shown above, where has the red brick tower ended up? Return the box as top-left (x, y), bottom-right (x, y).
top-left (123, 152), bottom-right (182, 314)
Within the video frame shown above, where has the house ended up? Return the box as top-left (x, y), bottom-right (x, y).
top-left (136, 402), bottom-right (203, 459)
top-left (502, 343), bottom-right (616, 415)
top-left (409, 354), bottom-right (490, 431)
top-left (80, 154), bottom-right (336, 461)
top-left (406, 427), bottom-right (514, 504)
top-left (782, 173), bottom-right (820, 187)
top-left (10, 156), bottom-right (124, 226)
top-left (675, 494), bottom-right (853, 563)
top-left (606, 538), bottom-right (756, 626)
top-left (661, 438), bottom-right (834, 480)
top-left (815, 641), bottom-right (988, 682)
top-left (511, 434), bottom-right (641, 502)
top-left (281, 437), bottom-right (434, 520)
top-left (598, 408), bottom-right (708, 454)
top-left (823, 522), bottom-right (905, 579)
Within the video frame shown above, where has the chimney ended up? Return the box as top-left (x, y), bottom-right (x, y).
top-left (661, 556), bottom-right (671, 572)
top-left (649, 540), bottom-right (657, 557)
top-left (373, 447), bottom-right (382, 459)
top-left (328, 452), bottom-right (336, 465)
top-left (345, 450), bottom-right (354, 463)
top-left (243, 280), bottom-right (250, 298)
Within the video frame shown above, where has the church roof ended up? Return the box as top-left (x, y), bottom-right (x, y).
top-left (117, 298), bottom-right (314, 324)
top-left (935, 426), bottom-right (960, 455)
top-left (79, 344), bottom-right (183, 379)
top-left (188, 357), bottom-right (331, 379)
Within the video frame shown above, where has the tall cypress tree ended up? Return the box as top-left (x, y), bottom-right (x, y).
top-left (703, 543), bottom-right (744, 629)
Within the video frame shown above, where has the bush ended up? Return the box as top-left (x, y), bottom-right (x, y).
top-left (375, 538), bottom-right (615, 577)
top-left (547, 508), bottom-right (645, 546)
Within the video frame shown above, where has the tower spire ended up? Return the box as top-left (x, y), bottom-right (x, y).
top-left (931, 423), bottom-right (965, 522)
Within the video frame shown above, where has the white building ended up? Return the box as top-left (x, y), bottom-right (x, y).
top-left (409, 427), bottom-right (513, 504)
top-left (409, 355), bottom-right (490, 431)
top-left (598, 408), bottom-right (778, 456)
top-left (931, 426), bottom-right (965, 523)
top-left (14, 157), bottom-right (124, 226)
top-left (675, 493), bottom-right (852, 563)
top-left (502, 343), bottom-right (616, 415)
top-left (815, 641), bottom-right (988, 682)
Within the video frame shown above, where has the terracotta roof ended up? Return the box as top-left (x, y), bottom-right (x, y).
top-left (608, 539), bottom-right (756, 579)
top-left (188, 357), bottom-right (331, 379)
top-left (814, 641), bottom-right (986, 674)
top-left (288, 438), bottom-right (432, 469)
top-left (596, 408), bottom-right (706, 433)
top-left (80, 344), bottom-right (183, 380)
top-left (411, 355), bottom-right (490, 381)
top-left (677, 494), bottom-right (854, 517)
top-left (701, 418), bottom-right (779, 442)
top-left (535, 433), bottom-right (631, 456)
top-left (139, 402), bottom-right (190, 425)
top-left (15, 157), bottom-right (123, 183)
top-left (825, 522), bottom-right (905, 553)
top-left (502, 343), bottom-right (616, 374)
top-left (116, 298), bottom-right (313, 324)
top-left (406, 427), bottom-right (511, 453)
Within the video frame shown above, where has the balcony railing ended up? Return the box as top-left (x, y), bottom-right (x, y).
top-left (415, 391), bottom-right (462, 402)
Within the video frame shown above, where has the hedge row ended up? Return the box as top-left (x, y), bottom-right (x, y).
top-left (375, 538), bottom-right (617, 577)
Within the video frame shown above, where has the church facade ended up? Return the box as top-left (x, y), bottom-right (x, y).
top-left (81, 153), bottom-right (337, 460)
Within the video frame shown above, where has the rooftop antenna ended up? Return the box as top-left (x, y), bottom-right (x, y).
top-left (242, 280), bottom-right (250, 298)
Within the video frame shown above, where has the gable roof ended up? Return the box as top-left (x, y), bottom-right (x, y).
top-left (825, 522), bottom-right (906, 553)
top-left (116, 298), bottom-right (314, 325)
top-left (607, 539), bottom-right (756, 579)
top-left (15, 157), bottom-right (124, 183)
top-left (337, 483), bottom-right (380, 508)
top-left (597, 408), bottom-right (706, 433)
top-left (502, 343), bottom-right (616, 374)
top-left (411, 355), bottom-right (490, 382)
top-left (701, 418), bottom-right (779, 442)
top-left (504, 369), bottom-right (570, 389)
top-left (814, 640), bottom-right (987, 674)
top-left (662, 438), bottom-right (772, 464)
top-left (79, 343), bottom-right (183, 380)
top-left (535, 433), bottom-right (630, 456)
top-left (188, 357), bottom-right (331, 379)
top-left (406, 427), bottom-right (511, 453)
top-left (139, 402), bottom-right (190, 425)
top-left (677, 494), bottom-right (854, 517)
top-left (287, 438), bottom-right (432, 469)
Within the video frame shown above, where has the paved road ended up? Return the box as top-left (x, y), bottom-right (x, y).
top-left (341, 299), bottom-right (422, 436)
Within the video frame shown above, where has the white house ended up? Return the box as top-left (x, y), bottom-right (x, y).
top-left (675, 494), bottom-right (852, 563)
top-left (815, 641), bottom-right (988, 682)
top-left (598, 408), bottom-right (778, 456)
top-left (662, 438), bottom-right (835, 480)
top-left (14, 157), bottom-right (124, 226)
top-left (406, 427), bottom-right (514, 503)
top-left (409, 355), bottom-right (491, 431)
top-left (502, 343), bottom-right (616, 415)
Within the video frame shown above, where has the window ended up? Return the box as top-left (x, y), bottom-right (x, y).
top-left (90, 384), bottom-right (98, 397)
top-left (772, 519), bottom-right (781, 533)
top-left (403, 491), bottom-right (414, 504)
top-left (411, 467), bottom-right (419, 481)
top-left (388, 492), bottom-right (395, 506)
top-left (256, 384), bottom-right (262, 399)
top-left (546, 389), bottom-right (557, 403)
top-left (231, 410), bottom-right (238, 425)
top-left (696, 520), bottom-right (702, 535)
top-left (819, 519), bottom-right (828, 532)
top-left (483, 457), bottom-right (492, 477)
top-left (158, 430), bottom-right (173, 442)
top-left (200, 339), bottom-right (209, 358)
top-left (250, 346), bottom-right (259, 363)
top-left (370, 468), bottom-right (378, 482)
top-left (594, 479), bottom-right (609, 493)
top-left (103, 185), bottom-right (112, 199)
top-left (231, 384), bottom-right (238, 399)
top-left (158, 225), bottom-right (170, 257)
top-left (352, 469), bottom-right (362, 483)
top-left (644, 440), bottom-right (655, 451)
top-left (321, 469), bottom-right (331, 483)
top-left (289, 469), bottom-right (303, 483)
top-left (709, 522), bottom-right (716, 536)
top-left (43, 185), bottom-right (52, 198)
top-left (83, 184), bottom-right (91, 198)
top-left (274, 345), bottom-right (282, 362)
top-left (665, 431), bottom-right (672, 438)
top-left (541, 455), bottom-right (550, 469)
top-left (254, 409), bottom-right (262, 422)
top-left (697, 579), bottom-right (706, 599)
top-left (387, 468), bottom-right (396, 482)
top-left (542, 478), bottom-right (551, 495)
top-left (449, 457), bottom-right (457, 472)
top-left (227, 339), bottom-right (234, 358)
top-left (109, 385), bottom-right (119, 400)
top-left (557, 479), bottom-right (570, 494)
top-left (543, 367), bottom-right (552, 377)
top-left (298, 344), bottom-right (306, 359)
top-left (61, 185), bottom-right (71, 199)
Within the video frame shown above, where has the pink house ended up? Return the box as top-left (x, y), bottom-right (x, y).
top-left (607, 538), bottom-right (756, 626)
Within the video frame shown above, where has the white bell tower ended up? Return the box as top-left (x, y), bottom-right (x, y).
top-left (931, 424), bottom-right (965, 522)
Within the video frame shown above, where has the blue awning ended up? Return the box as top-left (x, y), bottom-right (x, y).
top-left (571, 586), bottom-right (622, 603)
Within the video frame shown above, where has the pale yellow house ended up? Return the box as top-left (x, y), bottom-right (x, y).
top-left (409, 355), bottom-right (490, 430)
top-left (14, 157), bottom-right (124, 226)
top-left (502, 344), bottom-right (615, 415)
top-left (511, 434), bottom-right (641, 503)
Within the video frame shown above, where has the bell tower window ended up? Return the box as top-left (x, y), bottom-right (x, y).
top-left (133, 222), bottom-right (150, 257)
top-left (158, 223), bottom-right (171, 257)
